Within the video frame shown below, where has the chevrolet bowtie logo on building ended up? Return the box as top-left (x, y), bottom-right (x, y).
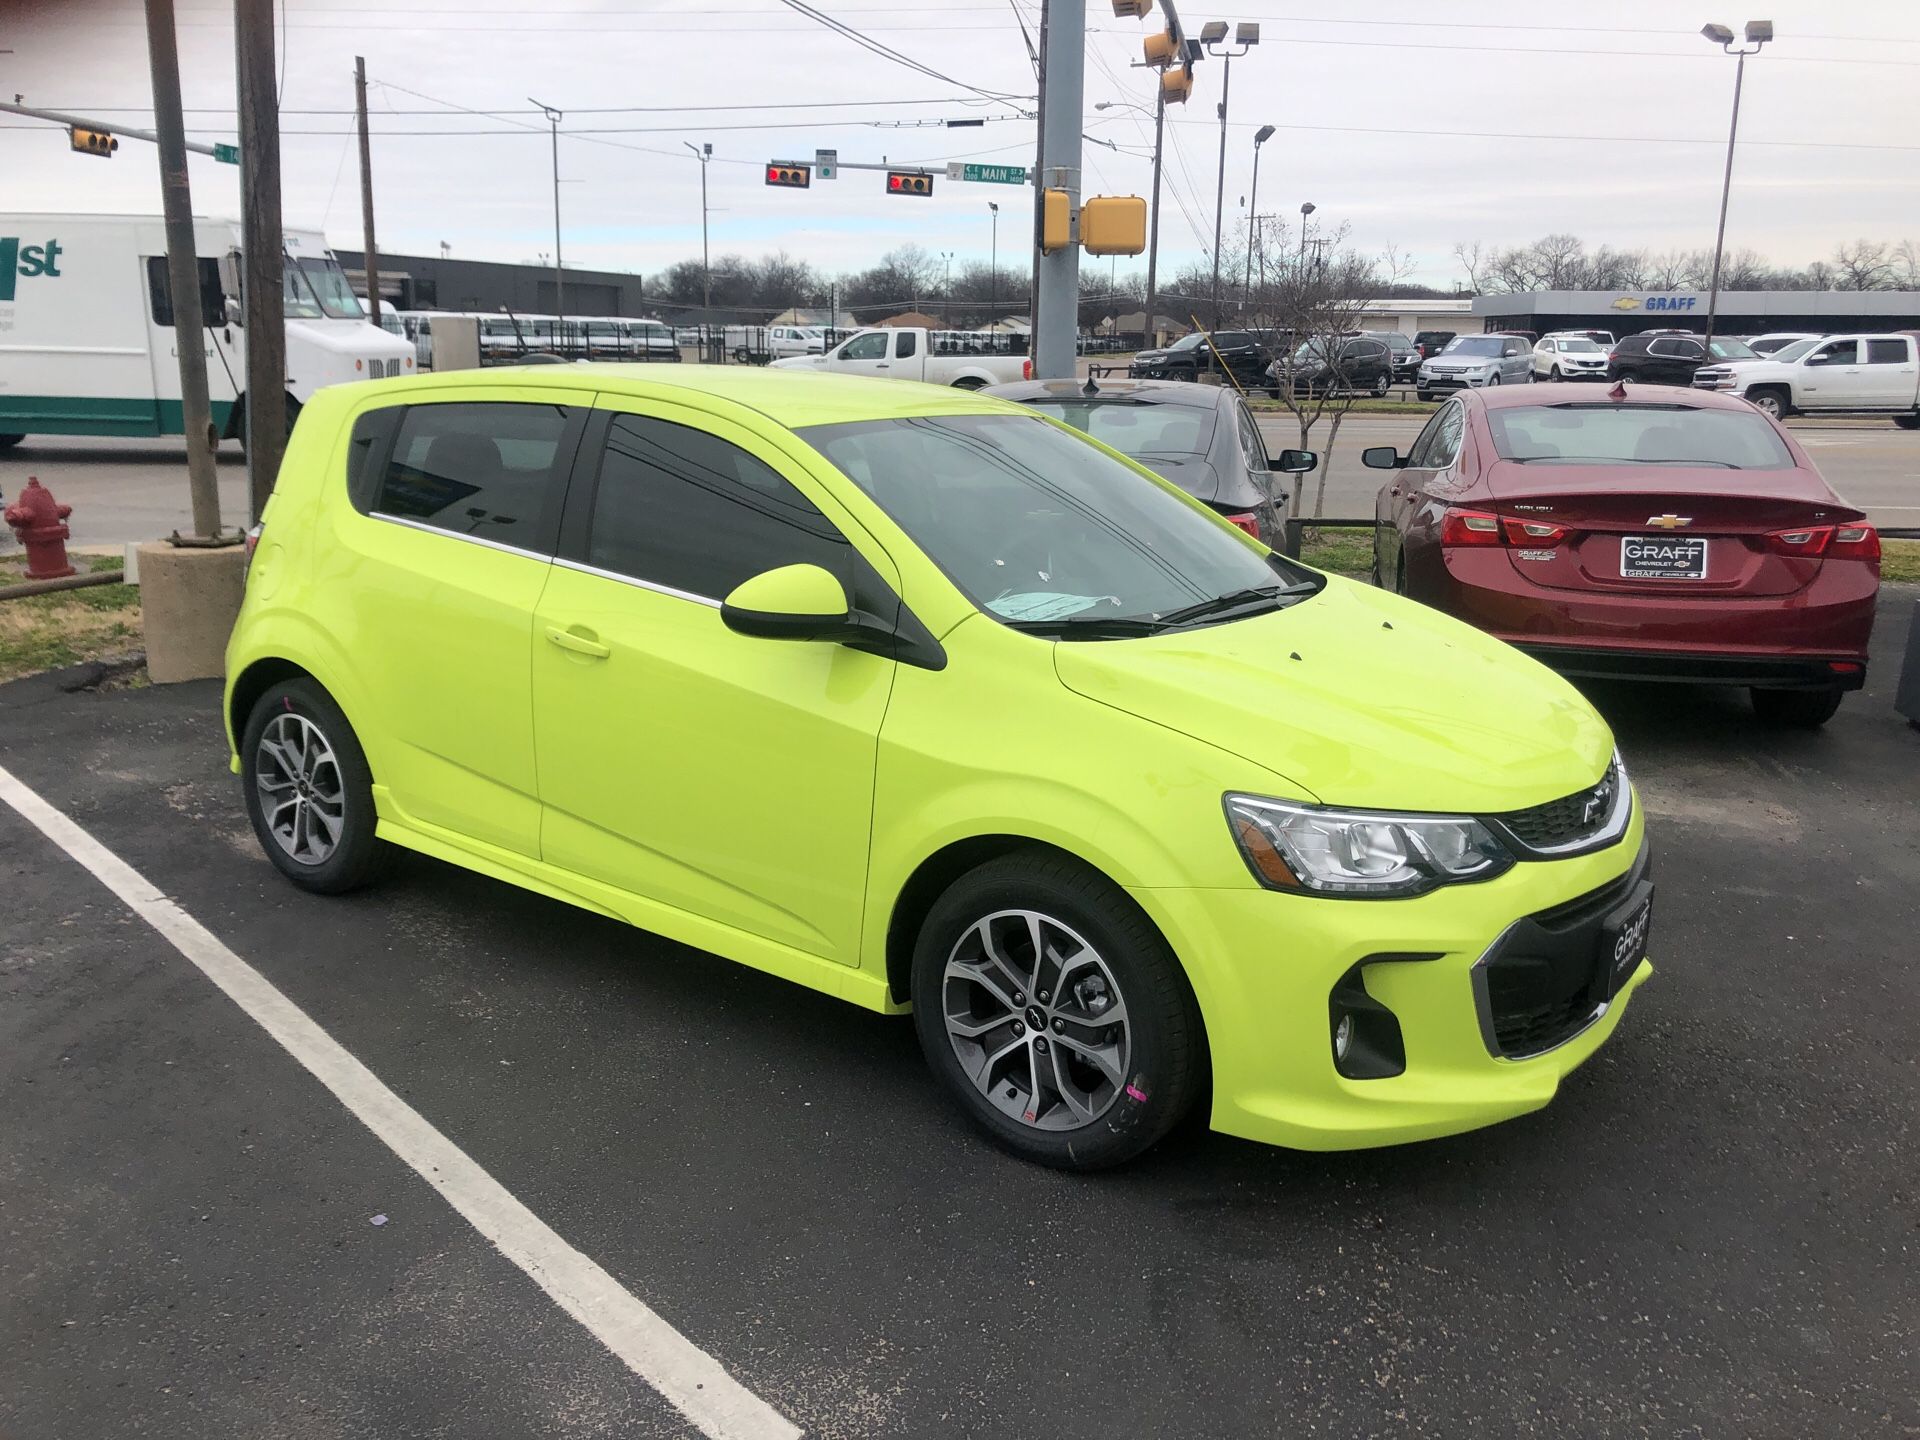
top-left (1646, 514), bottom-right (1693, 528)
top-left (1611, 297), bottom-right (1641, 312)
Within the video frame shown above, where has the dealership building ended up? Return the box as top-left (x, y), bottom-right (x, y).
top-left (1472, 289), bottom-right (1920, 338)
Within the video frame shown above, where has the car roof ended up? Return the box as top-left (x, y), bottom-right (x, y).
top-left (1473, 380), bottom-right (1757, 412)
top-left (985, 377), bottom-right (1224, 407)
top-left (356, 363), bottom-right (1019, 428)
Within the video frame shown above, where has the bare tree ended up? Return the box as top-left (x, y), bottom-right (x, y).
top-left (1833, 238), bottom-right (1894, 290)
top-left (1245, 227), bottom-right (1407, 528)
top-left (1451, 240), bottom-right (1487, 294)
top-left (1895, 238), bottom-right (1920, 289)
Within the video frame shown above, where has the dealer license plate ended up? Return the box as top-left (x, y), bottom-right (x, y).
top-left (1621, 535), bottom-right (1707, 580)
top-left (1600, 892), bottom-right (1653, 996)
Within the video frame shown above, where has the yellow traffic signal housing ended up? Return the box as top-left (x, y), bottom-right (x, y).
top-left (764, 162), bottom-right (812, 188)
top-left (1041, 189), bottom-right (1072, 253)
top-left (1160, 64), bottom-right (1194, 103)
top-left (1080, 195), bottom-right (1148, 256)
top-left (1110, 0), bottom-right (1153, 15)
top-left (69, 126), bottom-right (119, 158)
top-left (886, 170), bottom-right (934, 197)
top-left (1142, 30), bottom-right (1179, 66)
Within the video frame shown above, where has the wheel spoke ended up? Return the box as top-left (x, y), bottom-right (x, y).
top-left (307, 802), bottom-right (343, 847)
top-left (1053, 1030), bottom-right (1127, 1093)
top-left (1048, 1046), bottom-right (1095, 1124)
top-left (946, 956), bottom-right (1019, 1016)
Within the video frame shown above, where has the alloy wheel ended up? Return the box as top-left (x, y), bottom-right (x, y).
top-left (941, 909), bottom-right (1132, 1132)
top-left (255, 712), bottom-right (346, 865)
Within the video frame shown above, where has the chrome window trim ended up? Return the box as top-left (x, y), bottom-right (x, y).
top-left (369, 510), bottom-right (552, 563)
top-left (553, 557), bottom-right (723, 610)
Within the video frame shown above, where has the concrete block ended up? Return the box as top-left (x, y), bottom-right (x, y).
top-left (136, 541), bottom-right (246, 684)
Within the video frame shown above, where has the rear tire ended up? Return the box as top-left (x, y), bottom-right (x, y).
top-left (240, 677), bottom-right (389, 894)
top-left (910, 850), bottom-right (1205, 1171)
top-left (0, 433), bottom-right (24, 451)
top-left (1750, 686), bottom-right (1844, 728)
top-left (951, 377), bottom-right (987, 391)
top-left (1894, 413), bottom-right (1920, 430)
top-left (1370, 372), bottom-right (1391, 397)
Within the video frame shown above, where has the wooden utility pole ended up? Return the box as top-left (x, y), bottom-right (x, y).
top-left (355, 56), bottom-right (380, 324)
top-left (143, 0), bottom-right (224, 541)
top-left (234, 0), bottom-right (286, 520)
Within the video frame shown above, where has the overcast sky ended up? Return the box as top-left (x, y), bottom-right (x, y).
top-left (5, 0), bottom-right (1918, 289)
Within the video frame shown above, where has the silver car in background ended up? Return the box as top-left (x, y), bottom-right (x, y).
top-left (1416, 334), bottom-right (1533, 399)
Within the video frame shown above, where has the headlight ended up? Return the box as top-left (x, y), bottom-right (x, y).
top-left (1224, 794), bottom-right (1513, 897)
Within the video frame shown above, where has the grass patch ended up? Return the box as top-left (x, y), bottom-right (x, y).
top-left (1883, 538), bottom-right (1920, 584)
top-left (1297, 526), bottom-right (1374, 579)
top-left (0, 553), bottom-right (143, 683)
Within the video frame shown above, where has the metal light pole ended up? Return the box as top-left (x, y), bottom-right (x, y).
top-left (1700, 20), bottom-right (1773, 350)
top-left (988, 202), bottom-right (999, 319)
top-left (1242, 123), bottom-right (1274, 316)
top-left (1097, 95), bottom-right (1169, 346)
top-left (1298, 200), bottom-right (1315, 269)
top-left (530, 98), bottom-right (564, 335)
top-left (942, 250), bottom-right (954, 327)
top-left (1032, 0), bottom-right (1085, 379)
top-left (1203, 21), bottom-right (1260, 329)
top-left (684, 140), bottom-right (712, 313)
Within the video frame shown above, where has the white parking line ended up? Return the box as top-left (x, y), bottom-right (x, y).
top-left (0, 763), bottom-right (801, 1440)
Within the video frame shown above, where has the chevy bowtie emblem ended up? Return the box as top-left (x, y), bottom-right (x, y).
top-left (1646, 514), bottom-right (1692, 529)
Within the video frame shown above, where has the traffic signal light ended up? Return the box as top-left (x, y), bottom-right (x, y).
top-left (1160, 65), bottom-right (1194, 103)
top-left (885, 170), bottom-right (934, 197)
top-left (1143, 30), bottom-right (1179, 66)
top-left (69, 126), bottom-right (118, 158)
top-left (1080, 196), bottom-right (1148, 256)
top-left (1041, 189), bottom-right (1072, 253)
top-left (1110, 0), bottom-right (1153, 14)
top-left (765, 162), bottom-right (812, 188)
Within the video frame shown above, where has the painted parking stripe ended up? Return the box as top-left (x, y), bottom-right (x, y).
top-left (0, 763), bottom-right (800, 1440)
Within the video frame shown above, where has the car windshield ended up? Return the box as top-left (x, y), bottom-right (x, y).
top-left (1021, 399), bottom-right (1217, 457)
top-left (1770, 339), bottom-right (1819, 362)
top-left (283, 256), bottom-right (364, 320)
top-left (1445, 337), bottom-right (1504, 357)
top-left (1168, 333), bottom-right (1207, 352)
top-left (1709, 338), bottom-right (1757, 360)
top-left (1554, 338), bottom-right (1602, 353)
top-left (802, 413), bottom-right (1316, 635)
top-left (1486, 403), bottom-right (1796, 469)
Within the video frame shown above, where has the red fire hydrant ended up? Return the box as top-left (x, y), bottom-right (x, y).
top-left (4, 477), bottom-right (76, 580)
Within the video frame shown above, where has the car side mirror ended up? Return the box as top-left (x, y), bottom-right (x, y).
top-left (721, 563), bottom-right (852, 642)
top-left (1271, 448), bottom-right (1317, 474)
top-left (1362, 446), bottom-right (1405, 470)
top-left (1804, 352), bottom-right (1830, 366)
top-left (224, 296), bottom-right (244, 326)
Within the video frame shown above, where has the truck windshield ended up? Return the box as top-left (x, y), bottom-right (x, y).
top-left (284, 256), bottom-right (365, 320)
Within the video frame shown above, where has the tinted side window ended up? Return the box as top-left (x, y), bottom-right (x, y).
top-left (1814, 339), bottom-right (1859, 365)
top-left (586, 414), bottom-right (851, 600)
top-left (346, 406), bottom-right (403, 514)
top-left (1865, 339), bottom-right (1907, 364)
top-left (1409, 402), bottom-right (1465, 469)
top-left (895, 330), bottom-right (918, 359)
top-left (377, 402), bottom-right (574, 552)
top-left (146, 256), bottom-right (226, 329)
top-left (1234, 402), bottom-right (1268, 468)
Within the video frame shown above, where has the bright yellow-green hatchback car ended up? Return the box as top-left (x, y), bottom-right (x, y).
top-left (226, 365), bottom-right (1652, 1169)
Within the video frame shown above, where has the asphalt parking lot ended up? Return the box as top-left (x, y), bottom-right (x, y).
top-left (3, 593), bottom-right (1917, 1439)
top-left (3, 408), bottom-right (1914, 549)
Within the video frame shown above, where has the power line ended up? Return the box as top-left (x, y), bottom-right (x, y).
top-left (41, 97), bottom-right (1018, 117)
top-left (768, 0), bottom-right (1031, 99)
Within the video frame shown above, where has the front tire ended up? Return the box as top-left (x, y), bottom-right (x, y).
top-left (1893, 413), bottom-right (1920, 430)
top-left (0, 433), bottom-right (24, 451)
top-left (1549, 366), bottom-right (1563, 382)
top-left (1750, 686), bottom-right (1844, 728)
top-left (910, 850), bottom-right (1204, 1171)
top-left (1487, 373), bottom-right (1502, 387)
top-left (1415, 389), bottom-right (1433, 403)
top-left (240, 677), bottom-right (389, 893)
top-left (1747, 388), bottom-right (1790, 420)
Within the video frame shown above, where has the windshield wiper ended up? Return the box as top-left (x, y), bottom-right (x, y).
top-left (1154, 582), bottom-right (1317, 628)
top-left (1004, 614), bottom-right (1168, 639)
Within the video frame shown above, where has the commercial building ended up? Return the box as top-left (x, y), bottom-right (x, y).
top-left (1472, 289), bottom-right (1920, 338)
top-left (332, 249), bottom-right (655, 319)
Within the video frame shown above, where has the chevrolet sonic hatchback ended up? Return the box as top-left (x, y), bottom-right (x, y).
top-left (227, 366), bottom-right (1652, 1170)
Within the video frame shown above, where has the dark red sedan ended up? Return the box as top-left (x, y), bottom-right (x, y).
top-left (1367, 382), bottom-right (1881, 727)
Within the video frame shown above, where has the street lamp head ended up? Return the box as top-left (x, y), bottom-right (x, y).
top-left (1235, 22), bottom-right (1260, 45)
top-left (1254, 124), bottom-right (1276, 144)
top-left (989, 201), bottom-right (999, 213)
top-left (1300, 201), bottom-right (1316, 217)
top-left (1199, 20), bottom-right (1228, 44)
top-left (1744, 19), bottom-right (1774, 43)
top-left (1701, 22), bottom-right (1735, 44)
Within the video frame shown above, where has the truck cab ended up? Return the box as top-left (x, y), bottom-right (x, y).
top-left (769, 327), bottom-right (1029, 389)
top-left (1695, 332), bottom-right (1920, 427)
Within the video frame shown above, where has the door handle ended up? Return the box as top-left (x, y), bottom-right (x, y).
top-left (875, 363), bottom-right (890, 369)
top-left (545, 625), bottom-right (610, 659)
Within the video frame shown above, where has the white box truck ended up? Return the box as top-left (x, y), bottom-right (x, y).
top-left (0, 212), bottom-right (414, 450)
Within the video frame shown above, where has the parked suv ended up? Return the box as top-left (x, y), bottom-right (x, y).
top-left (1360, 331), bottom-right (1420, 384)
top-left (1607, 332), bottom-right (1755, 386)
top-left (1531, 334), bottom-right (1610, 382)
top-left (1268, 334), bottom-right (1396, 397)
top-left (1413, 330), bottom-right (1457, 361)
top-left (1129, 329), bottom-right (1270, 386)
top-left (224, 366), bottom-right (1648, 1170)
top-left (1416, 334), bottom-right (1532, 398)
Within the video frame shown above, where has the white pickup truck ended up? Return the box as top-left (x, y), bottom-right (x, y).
top-left (1694, 332), bottom-right (1920, 428)
top-left (769, 326), bottom-right (1030, 389)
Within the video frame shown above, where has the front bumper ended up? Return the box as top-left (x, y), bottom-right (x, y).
top-left (1132, 806), bottom-right (1651, 1151)
top-left (1419, 371), bottom-right (1494, 391)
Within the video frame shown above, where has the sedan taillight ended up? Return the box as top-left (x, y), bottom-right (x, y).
top-left (1222, 511), bottom-right (1261, 538)
top-left (1439, 508), bottom-right (1503, 546)
top-left (1501, 517), bottom-right (1569, 546)
top-left (1767, 523), bottom-right (1880, 560)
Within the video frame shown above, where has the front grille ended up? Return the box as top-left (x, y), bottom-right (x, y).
top-left (367, 358), bottom-right (402, 379)
top-left (1490, 760), bottom-right (1621, 854)
top-left (1486, 966), bottom-right (1597, 1056)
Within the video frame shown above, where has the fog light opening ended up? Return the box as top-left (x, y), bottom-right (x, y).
top-left (1333, 1013), bottom-right (1355, 1064)
top-left (1328, 960), bottom-right (1414, 1080)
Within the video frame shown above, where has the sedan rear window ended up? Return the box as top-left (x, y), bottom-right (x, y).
top-left (1021, 399), bottom-right (1217, 457)
top-left (1486, 404), bottom-right (1795, 470)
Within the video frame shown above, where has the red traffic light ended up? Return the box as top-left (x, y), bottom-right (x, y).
top-left (885, 170), bottom-right (933, 197)
top-left (764, 162), bottom-right (812, 189)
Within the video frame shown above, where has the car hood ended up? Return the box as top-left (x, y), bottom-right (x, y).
top-left (1703, 358), bottom-right (1789, 376)
top-left (769, 355), bottom-right (825, 370)
top-left (1132, 349), bottom-right (1180, 366)
top-left (1052, 577), bottom-right (1613, 813)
